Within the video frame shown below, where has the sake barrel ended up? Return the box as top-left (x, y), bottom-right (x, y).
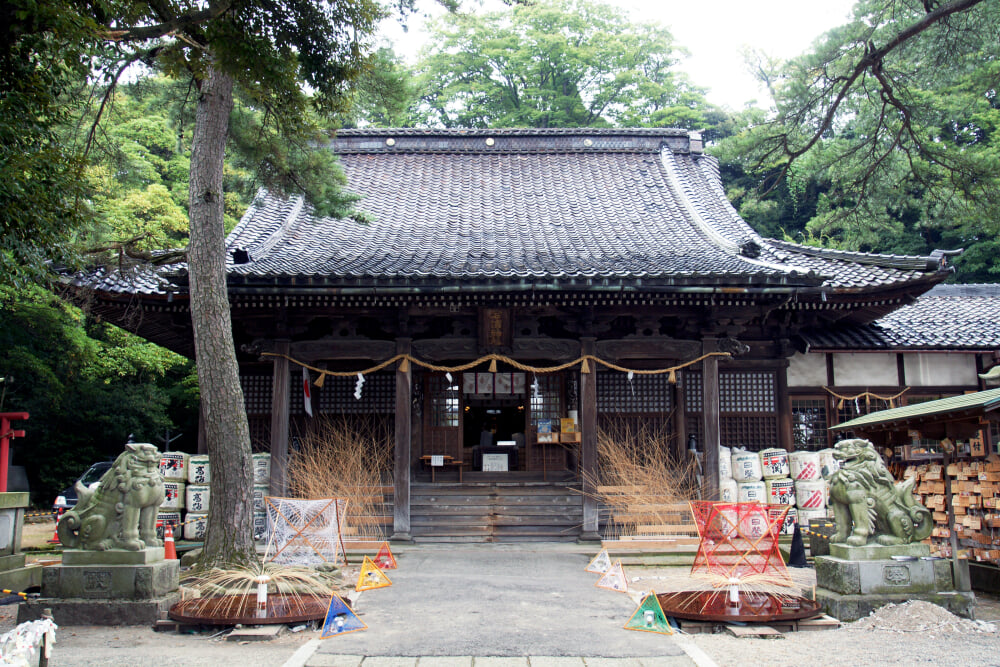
top-left (185, 484), bottom-right (210, 514)
top-left (737, 480), bottom-right (767, 503)
top-left (719, 446), bottom-right (733, 480)
top-left (760, 448), bottom-right (790, 479)
top-left (156, 511), bottom-right (181, 540)
top-left (766, 477), bottom-right (795, 505)
top-left (253, 511), bottom-right (269, 541)
top-left (188, 454), bottom-right (210, 484)
top-left (731, 449), bottom-right (763, 482)
top-left (818, 449), bottom-right (840, 478)
top-left (780, 507), bottom-right (798, 535)
top-left (159, 452), bottom-right (189, 481)
top-left (789, 451), bottom-right (822, 480)
top-left (795, 479), bottom-right (827, 509)
top-left (161, 481), bottom-right (185, 510)
top-left (719, 477), bottom-right (738, 502)
top-left (798, 507), bottom-right (827, 527)
top-left (738, 511), bottom-right (769, 540)
top-left (252, 453), bottom-right (271, 485)
top-left (252, 484), bottom-right (268, 512)
top-left (184, 513), bottom-right (208, 541)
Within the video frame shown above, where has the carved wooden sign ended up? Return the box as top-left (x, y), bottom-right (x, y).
top-left (479, 308), bottom-right (512, 351)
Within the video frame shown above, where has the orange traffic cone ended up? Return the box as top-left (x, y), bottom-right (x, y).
top-left (163, 524), bottom-right (177, 560)
top-left (48, 509), bottom-right (62, 544)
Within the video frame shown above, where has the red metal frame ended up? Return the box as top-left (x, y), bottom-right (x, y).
top-left (0, 412), bottom-right (28, 493)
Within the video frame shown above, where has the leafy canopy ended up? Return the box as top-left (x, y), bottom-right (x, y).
top-left (411, 0), bottom-right (712, 129)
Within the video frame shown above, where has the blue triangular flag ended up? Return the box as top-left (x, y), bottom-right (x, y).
top-left (320, 594), bottom-right (367, 638)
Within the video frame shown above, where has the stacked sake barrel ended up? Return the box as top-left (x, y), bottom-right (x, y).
top-left (179, 453), bottom-right (272, 542)
top-left (158, 452), bottom-right (189, 540)
top-left (789, 450), bottom-right (829, 527)
top-left (184, 455), bottom-right (211, 540)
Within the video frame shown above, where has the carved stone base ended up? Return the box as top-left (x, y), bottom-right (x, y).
top-left (816, 554), bottom-right (952, 596)
top-left (41, 558), bottom-right (178, 600)
top-left (62, 547), bottom-right (165, 566)
top-left (17, 594), bottom-right (180, 626)
top-left (815, 588), bottom-right (975, 622)
top-left (829, 542), bottom-right (930, 561)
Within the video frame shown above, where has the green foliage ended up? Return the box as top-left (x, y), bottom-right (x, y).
top-left (712, 0), bottom-right (1000, 281)
top-left (411, 0), bottom-right (715, 129)
top-left (0, 0), bottom-right (95, 286)
top-left (0, 285), bottom-right (197, 504)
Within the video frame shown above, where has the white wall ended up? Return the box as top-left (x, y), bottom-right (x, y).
top-left (788, 352), bottom-right (827, 387)
top-left (903, 353), bottom-right (979, 386)
top-left (833, 353), bottom-right (898, 386)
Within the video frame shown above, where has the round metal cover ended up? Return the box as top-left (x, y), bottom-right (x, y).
top-left (657, 591), bottom-right (823, 623)
top-left (168, 593), bottom-right (330, 625)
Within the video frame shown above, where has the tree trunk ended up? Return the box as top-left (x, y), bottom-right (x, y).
top-left (188, 64), bottom-right (257, 568)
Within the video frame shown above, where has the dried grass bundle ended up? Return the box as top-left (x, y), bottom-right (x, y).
top-left (586, 417), bottom-right (701, 540)
top-left (288, 416), bottom-right (393, 541)
top-left (177, 560), bottom-right (344, 621)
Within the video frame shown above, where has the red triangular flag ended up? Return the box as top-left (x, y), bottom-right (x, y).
top-left (373, 541), bottom-right (397, 570)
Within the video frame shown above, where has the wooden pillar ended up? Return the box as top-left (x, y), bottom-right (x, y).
top-left (776, 360), bottom-right (793, 452)
top-left (392, 338), bottom-right (413, 541)
top-left (268, 339), bottom-right (291, 497)
top-left (701, 339), bottom-right (720, 501)
top-left (580, 337), bottom-right (601, 541)
top-left (672, 375), bottom-right (687, 462)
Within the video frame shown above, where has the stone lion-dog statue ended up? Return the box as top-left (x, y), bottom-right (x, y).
top-left (828, 438), bottom-right (933, 547)
top-left (57, 442), bottom-right (164, 551)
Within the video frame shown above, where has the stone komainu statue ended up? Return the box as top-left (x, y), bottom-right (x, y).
top-left (57, 443), bottom-right (164, 551)
top-left (828, 438), bottom-right (933, 547)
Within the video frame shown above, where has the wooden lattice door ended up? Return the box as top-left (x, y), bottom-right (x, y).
top-left (423, 374), bottom-right (463, 460)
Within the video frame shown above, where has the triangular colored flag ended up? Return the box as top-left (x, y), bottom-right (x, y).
top-left (356, 555), bottom-right (392, 591)
top-left (624, 593), bottom-right (673, 635)
top-left (585, 548), bottom-right (612, 574)
top-left (595, 560), bottom-right (628, 593)
top-left (373, 541), bottom-right (397, 570)
top-left (320, 594), bottom-right (367, 638)
top-left (302, 365), bottom-right (313, 417)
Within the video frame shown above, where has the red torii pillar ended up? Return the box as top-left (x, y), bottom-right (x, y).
top-left (0, 412), bottom-right (28, 492)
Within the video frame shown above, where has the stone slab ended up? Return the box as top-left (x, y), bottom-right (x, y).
top-left (16, 593), bottom-right (180, 626)
top-left (42, 558), bottom-right (178, 599)
top-left (829, 542), bottom-right (929, 561)
top-left (62, 547), bottom-right (165, 566)
top-left (0, 562), bottom-right (41, 595)
top-left (226, 625), bottom-right (284, 641)
top-left (0, 493), bottom-right (29, 510)
top-left (815, 587), bottom-right (975, 622)
top-left (815, 555), bottom-right (953, 595)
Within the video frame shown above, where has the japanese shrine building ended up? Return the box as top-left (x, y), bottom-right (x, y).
top-left (77, 128), bottom-right (986, 541)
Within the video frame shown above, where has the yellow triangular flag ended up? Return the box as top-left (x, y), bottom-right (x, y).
top-left (355, 555), bottom-right (392, 591)
top-left (596, 560), bottom-right (628, 593)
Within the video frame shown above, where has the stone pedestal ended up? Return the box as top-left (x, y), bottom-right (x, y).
top-left (0, 492), bottom-right (42, 594)
top-left (815, 542), bottom-right (975, 621)
top-left (18, 548), bottom-right (179, 626)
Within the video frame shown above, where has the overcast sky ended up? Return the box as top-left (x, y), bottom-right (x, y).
top-left (378, 0), bottom-right (858, 109)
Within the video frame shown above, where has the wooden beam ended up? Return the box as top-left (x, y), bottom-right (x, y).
top-left (776, 360), bottom-right (793, 452)
top-left (268, 339), bottom-right (290, 497)
top-left (702, 339), bottom-right (720, 501)
top-left (580, 337), bottom-right (600, 541)
top-left (392, 337), bottom-right (413, 541)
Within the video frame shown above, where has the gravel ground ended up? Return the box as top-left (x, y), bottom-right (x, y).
top-left (686, 600), bottom-right (1000, 667)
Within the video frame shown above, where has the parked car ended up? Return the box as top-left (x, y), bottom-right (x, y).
top-left (52, 461), bottom-right (113, 516)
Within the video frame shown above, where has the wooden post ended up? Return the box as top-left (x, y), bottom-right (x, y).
top-left (943, 449), bottom-right (972, 591)
top-left (579, 337), bottom-right (600, 541)
top-left (392, 338), bottom-right (413, 541)
top-left (702, 339), bottom-right (720, 501)
top-left (673, 376), bottom-right (687, 462)
top-left (268, 339), bottom-right (290, 497)
top-left (776, 360), bottom-right (793, 452)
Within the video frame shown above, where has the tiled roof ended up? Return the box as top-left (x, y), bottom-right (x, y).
top-left (214, 129), bottom-right (946, 291)
top-left (71, 129), bottom-right (950, 296)
top-left (799, 284), bottom-right (1000, 350)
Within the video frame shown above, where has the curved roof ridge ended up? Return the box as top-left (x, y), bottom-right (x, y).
top-left (767, 238), bottom-right (942, 271)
